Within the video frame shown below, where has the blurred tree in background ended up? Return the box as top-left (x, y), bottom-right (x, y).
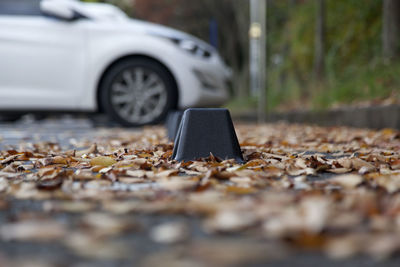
top-left (383, 0), bottom-right (400, 61)
top-left (313, 0), bottom-right (325, 82)
top-left (266, 0), bottom-right (398, 110)
top-left (86, 0), bottom-right (400, 111)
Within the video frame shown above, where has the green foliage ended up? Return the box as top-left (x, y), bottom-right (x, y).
top-left (313, 61), bottom-right (400, 108)
top-left (225, 96), bottom-right (258, 113)
top-left (263, 0), bottom-right (398, 111)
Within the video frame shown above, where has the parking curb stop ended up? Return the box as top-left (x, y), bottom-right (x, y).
top-left (166, 110), bottom-right (184, 141)
top-left (172, 108), bottom-right (244, 163)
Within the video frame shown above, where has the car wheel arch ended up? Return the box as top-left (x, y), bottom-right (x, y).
top-left (96, 54), bottom-right (179, 113)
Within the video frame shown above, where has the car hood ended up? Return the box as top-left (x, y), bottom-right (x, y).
top-left (129, 19), bottom-right (213, 48)
top-left (79, 2), bottom-right (215, 52)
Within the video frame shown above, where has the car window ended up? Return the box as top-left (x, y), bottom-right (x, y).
top-left (0, 0), bottom-right (42, 16)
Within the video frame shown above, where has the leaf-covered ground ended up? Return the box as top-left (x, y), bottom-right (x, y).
top-left (0, 122), bottom-right (400, 266)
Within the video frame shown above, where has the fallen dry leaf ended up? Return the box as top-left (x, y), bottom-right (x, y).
top-left (330, 174), bottom-right (364, 189)
top-left (0, 220), bottom-right (65, 242)
top-left (90, 156), bottom-right (116, 167)
top-left (150, 221), bottom-right (189, 244)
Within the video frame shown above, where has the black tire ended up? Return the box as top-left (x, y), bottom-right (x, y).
top-left (99, 57), bottom-right (178, 127)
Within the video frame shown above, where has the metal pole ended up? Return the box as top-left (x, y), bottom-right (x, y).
top-left (249, 0), bottom-right (267, 123)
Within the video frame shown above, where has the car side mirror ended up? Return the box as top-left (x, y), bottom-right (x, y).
top-left (40, 0), bottom-right (77, 21)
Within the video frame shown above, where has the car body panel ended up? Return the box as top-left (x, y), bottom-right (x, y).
top-left (0, 1), bottom-right (230, 113)
top-left (0, 15), bottom-right (87, 109)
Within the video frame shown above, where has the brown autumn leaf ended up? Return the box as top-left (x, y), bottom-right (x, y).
top-left (0, 220), bottom-right (66, 242)
top-left (37, 177), bottom-right (63, 190)
top-left (150, 221), bottom-right (189, 244)
top-left (90, 156), bottom-right (116, 167)
top-left (75, 143), bottom-right (98, 157)
top-left (330, 174), bottom-right (364, 189)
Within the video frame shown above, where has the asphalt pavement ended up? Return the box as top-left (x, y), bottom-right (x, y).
top-left (0, 115), bottom-right (98, 150)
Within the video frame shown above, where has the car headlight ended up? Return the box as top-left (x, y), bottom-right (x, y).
top-left (171, 38), bottom-right (211, 58)
top-left (148, 31), bottom-right (213, 59)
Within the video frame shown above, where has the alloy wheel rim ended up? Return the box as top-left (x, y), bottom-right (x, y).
top-left (110, 67), bottom-right (168, 124)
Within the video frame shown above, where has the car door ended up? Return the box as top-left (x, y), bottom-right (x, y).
top-left (0, 0), bottom-right (87, 110)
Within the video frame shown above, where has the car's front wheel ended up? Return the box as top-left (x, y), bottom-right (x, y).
top-left (100, 58), bottom-right (177, 127)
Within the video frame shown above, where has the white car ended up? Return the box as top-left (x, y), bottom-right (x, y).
top-left (0, 0), bottom-right (231, 126)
